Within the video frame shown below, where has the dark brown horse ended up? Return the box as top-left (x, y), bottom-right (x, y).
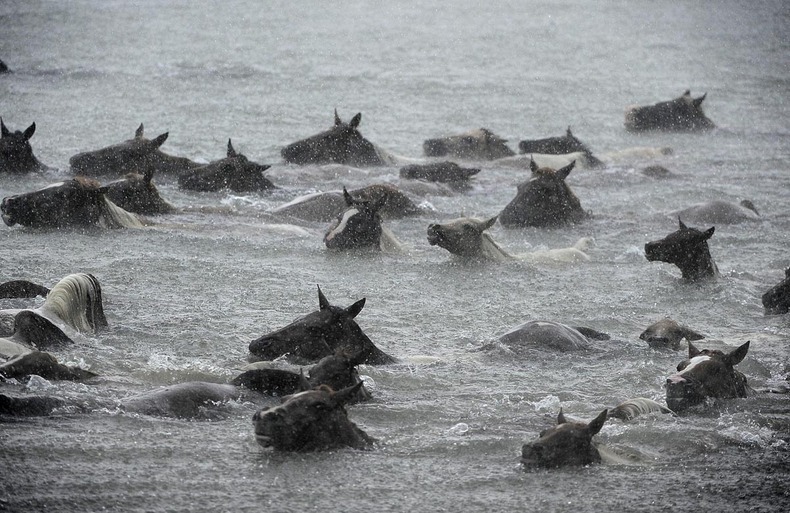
top-left (69, 123), bottom-right (201, 177)
top-left (103, 169), bottom-right (176, 215)
top-left (281, 111), bottom-right (393, 167)
top-left (0, 118), bottom-right (49, 174)
top-left (518, 127), bottom-right (604, 168)
top-left (666, 341), bottom-right (751, 412)
top-left (178, 139), bottom-right (275, 192)
top-left (521, 409), bottom-right (608, 468)
top-left (762, 268), bottom-right (790, 315)
top-left (498, 158), bottom-right (586, 228)
top-left (252, 383), bottom-right (374, 451)
top-left (324, 188), bottom-right (394, 251)
top-left (644, 219), bottom-right (718, 281)
top-left (422, 128), bottom-right (515, 160)
top-left (625, 90), bottom-right (715, 132)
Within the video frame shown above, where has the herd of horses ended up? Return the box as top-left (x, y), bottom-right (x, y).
top-left (2, 88), bottom-right (790, 467)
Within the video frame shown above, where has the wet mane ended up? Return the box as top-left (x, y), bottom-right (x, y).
top-left (40, 273), bottom-right (107, 334)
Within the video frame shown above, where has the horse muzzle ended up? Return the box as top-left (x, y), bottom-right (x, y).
top-left (1, 197), bottom-right (17, 226)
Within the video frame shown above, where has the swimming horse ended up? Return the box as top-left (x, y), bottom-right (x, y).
top-left (324, 187), bottom-right (401, 251)
top-left (422, 128), bottom-right (516, 161)
top-left (248, 286), bottom-right (397, 365)
top-left (498, 158), bottom-right (587, 228)
top-left (0, 273), bottom-right (108, 341)
top-left (518, 127), bottom-right (604, 169)
top-left (639, 318), bottom-right (705, 351)
top-left (762, 267), bottom-right (790, 315)
top-left (1, 177), bottom-right (144, 229)
top-left (644, 219), bottom-right (718, 281)
top-left (281, 110), bottom-right (397, 167)
top-left (673, 199), bottom-right (760, 225)
top-left (69, 123), bottom-right (202, 177)
top-left (0, 118), bottom-right (50, 174)
top-left (427, 216), bottom-right (595, 263)
top-left (102, 169), bottom-right (176, 215)
top-left (625, 90), bottom-right (715, 132)
top-left (178, 139), bottom-right (275, 192)
top-left (665, 341), bottom-right (751, 412)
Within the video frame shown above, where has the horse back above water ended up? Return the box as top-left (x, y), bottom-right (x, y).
top-left (69, 123), bottom-right (201, 177)
top-left (625, 90), bottom-right (715, 132)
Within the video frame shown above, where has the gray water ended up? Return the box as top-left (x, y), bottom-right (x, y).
top-left (1, 1), bottom-right (789, 511)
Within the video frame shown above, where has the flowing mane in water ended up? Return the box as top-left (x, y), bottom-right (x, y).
top-left (36, 273), bottom-right (108, 334)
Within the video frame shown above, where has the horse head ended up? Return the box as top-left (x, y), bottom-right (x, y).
top-left (427, 216), bottom-right (501, 259)
top-left (178, 139), bottom-right (274, 192)
top-left (69, 123), bottom-right (200, 177)
top-left (324, 187), bottom-right (387, 250)
top-left (248, 286), bottom-right (396, 365)
top-left (644, 219), bottom-right (718, 281)
top-left (625, 90), bottom-right (715, 132)
top-left (1, 178), bottom-right (141, 229)
top-left (422, 128), bottom-right (515, 160)
top-left (0, 118), bottom-right (47, 174)
top-left (498, 158), bottom-right (586, 228)
top-left (521, 409), bottom-right (608, 469)
top-left (281, 110), bottom-right (387, 166)
top-left (252, 382), bottom-right (374, 451)
top-left (665, 341), bottom-right (750, 412)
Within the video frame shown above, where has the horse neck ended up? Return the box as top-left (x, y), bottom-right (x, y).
top-left (99, 197), bottom-right (145, 228)
top-left (480, 233), bottom-right (512, 261)
top-left (680, 243), bottom-right (717, 280)
top-left (42, 276), bottom-right (96, 333)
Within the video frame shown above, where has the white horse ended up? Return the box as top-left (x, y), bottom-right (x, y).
top-left (0, 273), bottom-right (108, 342)
top-left (427, 216), bottom-right (594, 263)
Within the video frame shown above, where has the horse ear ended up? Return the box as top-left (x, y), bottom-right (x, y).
top-left (481, 216), bottom-right (498, 231)
top-left (681, 327), bottom-right (705, 342)
top-left (227, 139), bottom-right (237, 158)
top-left (317, 285), bottom-right (331, 310)
top-left (557, 408), bottom-right (567, 425)
top-left (688, 340), bottom-right (702, 358)
top-left (693, 93), bottom-right (707, 107)
top-left (529, 156), bottom-right (538, 173)
top-left (346, 298), bottom-right (366, 318)
top-left (298, 368), bottom-right (311, 392)
top-left (135, 124), bottom-right (144, 138)
top-left (678, 218), bottom-right (688, 230)
top-left (331, 381), bottom-right (364, 407)
top-left (349, 113), bottom-right (362, 128)
top-left (151, 132), bottom-right (168, 148)
top-left (342, 187), bottom-right (354, 206)
top-left (703, 227), bottom-right (715, 239)
top-left (587, 409), bottom-right (608, 436)
top-left (682, 90), bottom-right (691, 98)
top-left (334, 109), bottom-right (342, 126)
top-left (725, 341), bottom-right (750, 366)
top-left (566, 126), bottom-right (573, 137)
top-left (23, 122), bottom-right (36, 140)
top-left (0, 118), bottom-right (8, 137)
top-left (556, 160), bottom-right (576, 180)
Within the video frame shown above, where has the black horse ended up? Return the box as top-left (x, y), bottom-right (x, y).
top-left (103, 169), bottom-right (176, 215)
top-left (644, 219), bottom-right (718, 281)
top-left (324, 187), bottom-right (393, 251)
top-left (521, 409), bottom-right (609, 469)
top-left (178, 139), bottom-right (275, 192)
top-left (248, 286), bottom-right (397, 365)
top-left (762, 268), bottom-right (790, 315)
top-left (518, 127), bottom-right (604, 168)
top-left (0, 118), bottom-right (49, 174)
top-left (625, 90), bottom-right (715, 132)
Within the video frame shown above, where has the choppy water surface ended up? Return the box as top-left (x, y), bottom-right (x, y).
top-left (1, 1), bottom-right (789, 512)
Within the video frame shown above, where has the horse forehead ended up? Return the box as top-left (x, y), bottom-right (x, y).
top-left (677, 355), bottom-right (712, 375)
top-left (326, 208), bottom-right (362, 240)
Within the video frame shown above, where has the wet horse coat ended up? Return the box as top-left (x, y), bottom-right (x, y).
top-left (644, 219), bottom-right (718, 281)
top-left (422, 128), bottom-right (515, 161)
top-left (0, 118), bottom-right (49, 174)
top-left (103, 169), bottom-right (176, 215)
top-left (324, 187), bottom-right (397, 251)
top-left (639, 318), bottom-right (705, 351)
top-left (498, 158), bottom-right (586, 228)
top-left (665, 341), bottom-right (751, 412)
top-left (1, 177), bottom-right (144, 229)
top-left (762, 268), bottom-right (790, 315)
top-left (518, 127), bottom-right (604, 169)
top-left (248, 286), bottom-right (396, 365)
top-left (69, 123), bottom-right (201, 177)
top-left (281, 111), bottom-right (394, 167)
top-left (521, 409), bottom-right (609, 468)
top-left (178, 139), bottom-right (275, 192)
top-left (625, 90), bottom-right (715, 132)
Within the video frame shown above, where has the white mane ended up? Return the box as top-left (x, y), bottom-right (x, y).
top-left (479, 233), bottom-right (513, 262)
top-left (99, 197), bottom-right (145, 229)
top-left (379, 226), bottom-right (405, 253)
top-left (39, 273), bottom-right (104, 334)
top-left (521, 237), bottom-right (595, 264)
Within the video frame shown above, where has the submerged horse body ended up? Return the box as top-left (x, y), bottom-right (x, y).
top-left (498, 158), bottom-right (586, 228)
top-left (249, 286), bottom-right (396, 365)
top-left (625, 90), bottom-right (715, 132)
top-left (490, 320), bottom-right (610, 353)
top-left (639, 318), bottom-right (705, 351)
top-left (644, 219), bottom-right (718, 281)
top-left (69, 124), bottom-right (201, 177)
top-left (281, 111), bottom-right (395, 167)
top-left (422, 128), bottom-right (515, 161)
top-left (675, 199), bottom-right (760, 225)
top-left (178, 139), bottom-right (275, 192)
top-left (518, 127), bottom-right (604, 169)
top-left (0, 118), bottom-right (49, 174)
top-left (665, 341), bottom-right (751, 412)
top-left (1, 177), bottom-right (144, 229)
